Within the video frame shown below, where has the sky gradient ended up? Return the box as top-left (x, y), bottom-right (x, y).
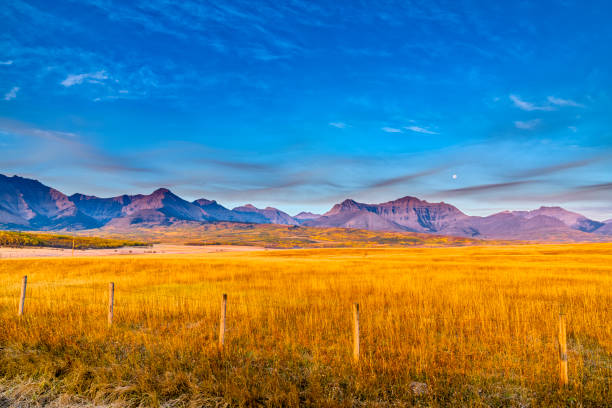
top-left (1, 1), bottom-right (611, 219)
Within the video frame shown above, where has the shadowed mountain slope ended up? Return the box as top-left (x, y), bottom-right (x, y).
top-left (0, 175), bottom-right (99, 230)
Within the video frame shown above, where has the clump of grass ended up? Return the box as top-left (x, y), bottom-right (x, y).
top-left (0, 244), bottom-right (610, 407)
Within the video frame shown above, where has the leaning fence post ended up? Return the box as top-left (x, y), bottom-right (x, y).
top-left (219, 293), bottom-right (227, 351)
top-left (18, 275), bottom-right (27, 317)
top-left (353, 303), bottom-right (360, 363)
top-left (558, 310), bottom-right (569, 387)
top-left (108, 282), bottom-right (114, 327)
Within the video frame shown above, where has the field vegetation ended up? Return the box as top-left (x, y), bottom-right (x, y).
top-left (0, 230), bottom-right (146, 249)
top-left (0, 244), bottom-right (610, 407)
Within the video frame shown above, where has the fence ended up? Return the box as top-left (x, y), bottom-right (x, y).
top-left (11, 275), bottom-right (583, 389)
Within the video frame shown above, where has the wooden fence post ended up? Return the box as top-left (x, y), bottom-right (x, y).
top-left (219, 294), bottom-right (227, 351)
top-left (18, 275), bottom-right (27, 317)
top-left (353, 303), bottom-right (360, 363)
top-left (108, 282), bottom-right (114, 327)
top-left (558, 310), bottom-right (568, 387)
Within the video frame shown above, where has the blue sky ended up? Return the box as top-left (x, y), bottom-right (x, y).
top-left (1, 1), bottom-right (611, 219)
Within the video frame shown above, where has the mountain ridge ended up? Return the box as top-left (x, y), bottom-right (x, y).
top-left (0, 174), bottom-right (610, 240)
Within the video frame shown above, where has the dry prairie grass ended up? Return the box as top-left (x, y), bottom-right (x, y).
top-left (0, 244), bottom-right (610, 407)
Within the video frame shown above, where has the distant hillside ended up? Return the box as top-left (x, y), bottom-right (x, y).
top-left (91, 222), bottom-right (484, 249)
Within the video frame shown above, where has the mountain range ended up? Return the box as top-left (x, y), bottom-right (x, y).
top-left (1, 174), bottom-right (610, 241)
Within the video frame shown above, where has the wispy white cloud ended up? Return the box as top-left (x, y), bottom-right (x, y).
top-left (548, 96), bottom-right (584, 108)
top-left (0, 60), bottom-right (13, 65)
top-left (509, 94), bottom-right (554, 111)
top-left (329, 122), bottom-right (347, 129)
top-left (568, 126), bottom-right (578, 132)
top-left (61, 70), bottom-right (108, 87)
top-left (514, 119), bottom-right (540, 130)
top-left (382, 127), bottom-right (402, 133)
top-left (3, 87), bottom-right (19, 101)
top-left (405, 125), bottom-right (439, 135)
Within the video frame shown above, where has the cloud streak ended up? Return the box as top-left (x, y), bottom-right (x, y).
top-left (0, 118), bottom-right (153, 174)
top-left (548, 96), bottom-right (584, 108)
top-left (61, 70), bottom-right (108, 87)
top-left (514, 156), bottom-right (610, 178)
top-left (436, 180), bottom-right (540, 197)
top-left (575, 182), bottom-right (612, 193)
top-left (504, 182), bottom-right (612, 206)
top-left (3, 87), bottom-right (19, 101)
top-left (367, 167), bottom-right (446, 189)
top-left (514, 119), bottom-right (540, 130)
top-left (382, 127), bottom-right (402, 133)
top-left (510, 94), bottom-right (584, 112)
top-left (405, 125), bottom-right (439, 134)
top-left (204, 158), bottom-right (274, 172)
top-left (509, 94), bottom-right (554, 111)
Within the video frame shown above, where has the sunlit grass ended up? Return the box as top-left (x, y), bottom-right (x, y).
top-left (0, 244), bottom-right (611, 407)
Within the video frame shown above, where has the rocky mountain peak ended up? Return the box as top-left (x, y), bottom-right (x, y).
top-left (151, 188), bottom-right (172, 196)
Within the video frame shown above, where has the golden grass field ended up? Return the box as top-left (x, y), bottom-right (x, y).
top-left (0, 243), bottom-right (611, 407)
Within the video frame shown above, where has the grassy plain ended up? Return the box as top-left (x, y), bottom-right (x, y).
top-left (0, 244), bottom-right (610, 407)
